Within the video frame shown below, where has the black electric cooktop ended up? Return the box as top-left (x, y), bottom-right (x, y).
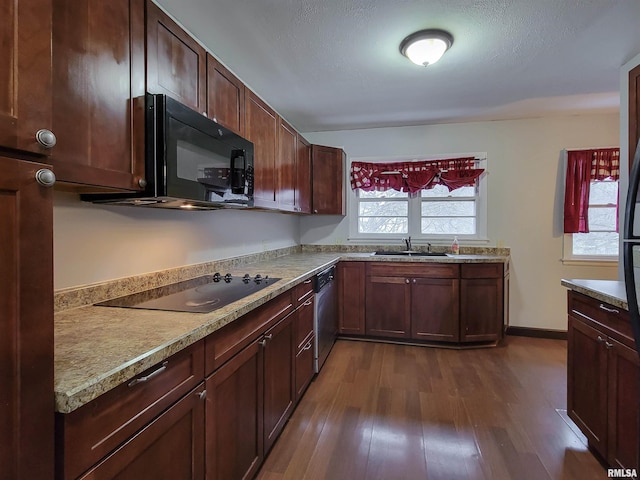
top-left (96, 273), bottom-right (281, 313)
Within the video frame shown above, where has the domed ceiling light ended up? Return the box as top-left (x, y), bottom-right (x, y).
top-left (400, 29), bottom-right (454, 67)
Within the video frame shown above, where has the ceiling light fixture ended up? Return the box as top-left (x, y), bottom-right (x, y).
top-left (400, 29), bottom-right (454, 67)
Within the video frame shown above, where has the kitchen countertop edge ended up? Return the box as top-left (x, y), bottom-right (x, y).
top-left (561, 278), bottom-right (628, 310)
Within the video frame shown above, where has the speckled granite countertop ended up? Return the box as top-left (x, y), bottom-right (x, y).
top-left (55, 250), bottom-right (509, 413)
top-left (561, 278), bottom-right (628, 310)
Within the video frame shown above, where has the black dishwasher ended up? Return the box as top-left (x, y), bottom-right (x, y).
top-left (314, 265), bottom-right (338, 372)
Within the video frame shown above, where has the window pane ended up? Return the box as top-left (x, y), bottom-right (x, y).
top-left (573, 232), bottom-right (619, 256)
top-left (359, 217), bottom-right (408, 234)
top-left (359, 190), bottom-right (408, 199)
top-left (359, 201), bottom-right (408, 217)
top-left (422, 218), bottom-right (475, 235)
top-left (587, 207), bottom-right (617, 231)
top-left (421, 185), bottom-right (475, 198)
top-left (422, 201), bottom-right (475, 217)
top-left (589, 181), bottom-right (618, 205)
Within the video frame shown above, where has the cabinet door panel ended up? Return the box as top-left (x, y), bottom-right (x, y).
top-left (79, 384), bottom-right (206, 480)
top-left (311, 144), bottom-right (345, 215)
top-left (276, 117), bottom-right (297, 211)
top-left (146, 0), bottom-right (206, 112)
top-left (263, 314), bottom-right (295, 453)
top-left (296, 135), bottom-right (312, 214)
top-left (365, 276), bottom-right (410, 338)
top-left (607, 337), bottom-right (640, 469)
top-left (245, 91), bottom-right (278, 208)
top-left (567, 316), bottom-right (608, 457)
top-left (51, 0), bottom-right (145, 190)
top-left (460, 277), bottom-right (502, 342)
top-left (206, 340), bottom-right (263, 480)
top-left (0, 157), bottom-right (54, 479)
top-left (295, 334), bottom-right (315, 402)
top-left (0, 0), bottom-right (52, 154)
top-left (338, 262), bottom-right (365, 335)
top-left (411, 278), bottom-right (459, 342)
top-left (206, 55), bottom-right (245, 135)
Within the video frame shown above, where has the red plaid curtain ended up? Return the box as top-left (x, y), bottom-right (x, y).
top-left (350, 157), bottom-right (484, 194)
top-left (563, 147), bottom-right (619, 234)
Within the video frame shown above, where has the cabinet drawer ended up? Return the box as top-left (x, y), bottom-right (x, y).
top-left (366, 262), bottom-right (459, 278)
top-left (568, 291), bottom-right (634, 349)
top-left (205, 291), bottom-right (293, 374)
top-left (56, 341), bottom-right (204, 480)
top-left (461, 263), bottom-right (503, 279)
top-left (295, 294), bottom-right (315, 349)
top-left (293, 279), bottom-right (314, 307)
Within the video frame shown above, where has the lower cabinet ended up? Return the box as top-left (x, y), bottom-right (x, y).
top-left (206, 338), bottom-right (264, 480)
top-left (364, 262), bottom-right (505, 345)
top-left (338, 262), bottom-right (366, 335)
top-left (79, 384), bottom-right (206, 479)
top-left (567, 291), bottom-right (640, 470)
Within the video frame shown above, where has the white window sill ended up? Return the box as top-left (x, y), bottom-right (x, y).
top-left (561, 257), bottom-right (619, 267)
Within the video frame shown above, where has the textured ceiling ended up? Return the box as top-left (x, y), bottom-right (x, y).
top-left (156, 0), bottom-right (640, 132)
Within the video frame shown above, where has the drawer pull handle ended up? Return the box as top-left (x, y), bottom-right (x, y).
top-left (302, 341), bottom-right (313, 351)
top-left (128, 361), bottom-right (168, 387)
top-left (264, 334), bottom-right (273, 340)
top-left (605, 341), bottom-right (614, 349)
top-left (597, 336), bottom-right (605, 343)
top-left (304, 279), bottom-right (312, 284)
top-left (260, 339), bottom-right (267, 347)
top-left (302, 299), bottom-right (313, 306)
top-left (196, 389), bottom-right (207, 401)
top-left (599, 304), bottom-right (619, 314)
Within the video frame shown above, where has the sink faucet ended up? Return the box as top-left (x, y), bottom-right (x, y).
top-left (427, 242), bottom-right (432, 253)
top-left (403, 236), bottom-right (412, 251)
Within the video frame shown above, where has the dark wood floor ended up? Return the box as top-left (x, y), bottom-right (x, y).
top-left (257, 336), bottom-right (606, 480)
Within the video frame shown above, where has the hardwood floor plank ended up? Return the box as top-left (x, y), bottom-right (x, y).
top-left (257, 337), bottom-right (607, 480)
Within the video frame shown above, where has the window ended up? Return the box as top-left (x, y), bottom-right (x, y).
top-left (350, 155), bottom-right (487, 241)
top-left (566, 179), bottom-right (619, 259)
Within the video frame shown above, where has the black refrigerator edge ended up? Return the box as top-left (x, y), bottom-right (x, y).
top-left (623, 137), bottom-right (640, 355)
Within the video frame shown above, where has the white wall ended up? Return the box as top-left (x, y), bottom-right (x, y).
top-left (301, 113), bottom-right (620, 331)
top-left (53, 192), bottom-right (299, 289)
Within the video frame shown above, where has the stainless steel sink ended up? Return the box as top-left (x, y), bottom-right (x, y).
top-left (373, 250), bottom-right (448, 257)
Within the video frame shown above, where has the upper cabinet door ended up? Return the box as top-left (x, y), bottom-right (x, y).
top-left (0, 0), bottom-right (52, 155)
top-left (311, 144), bottom-right (346, 215)
top-left (207, 55), bottom-right (245, 135)
top-left (146, 0), bottom-right (206, 113)
top-left (246, 90), bottom-right (278, 209)
top-left (50, 0), bottom-right (146, 191)
top-left (276, 117), bottom-right (297, 212)
top-left (295, 134), bottom-right (312, 214)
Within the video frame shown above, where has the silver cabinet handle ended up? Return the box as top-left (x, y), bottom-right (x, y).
top-left (302, 299), bottom-right (313, 306)
top-left (35, 129), bottom-right (56, 148)
top-left (35, 169), bottom-right (56, 187)
top-left (605, 341), bottom-right (614, 349)
top-left (302, 340), bottom-right (313, 351)
top-left (412, 279), bottom-right (416, 283)
top-left (405, 278), bottom-right (410, 284)
top-left (597, 336), bottom-right (605, 343)
top-left (128, 361), bottom-right (168, 387)
top-left (260, 339), bottom-right (267, 347)
top-left (303, 279), bottom-right (312, 284)
top-left (264, 334), bottom-right (273, 340)
top-left (196, 389), bottom-right (207, 401)
top-left (138, 178), bottom-right (148, 188)
top-left (599, 304), bottom-right (619, 314)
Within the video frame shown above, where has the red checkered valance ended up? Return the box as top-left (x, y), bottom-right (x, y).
top-left (350, 157), bottom-right (484, 194)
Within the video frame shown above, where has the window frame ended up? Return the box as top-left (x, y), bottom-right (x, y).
top-left (348, 153), bottom-right (489, 244)
top-left (562, 178), bottom-right (619, 264)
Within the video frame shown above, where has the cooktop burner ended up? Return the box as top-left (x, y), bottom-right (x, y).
top-left (96, 273), bottom-right (281, 313)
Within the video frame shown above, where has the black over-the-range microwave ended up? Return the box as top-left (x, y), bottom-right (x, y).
top-left (83, 93), bottom-right (254, 209)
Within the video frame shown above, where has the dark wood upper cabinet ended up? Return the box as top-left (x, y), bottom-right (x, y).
top-left (276, 117), bottom-right (297, 212)
top-left (0, 0), bottom-right (52, 155)
top-left (50, 0), bottom-right (146, 191)
top-left (296, 134), bottom-right (312, 214)
top-left (207, 55), bottom-right (245, 135)
top-left (630, 64), bottom-right (640, 169)
top-left (0, 156), bottom-right (54, 479)
top-left (146, 0), bottom-right (206, 113)
top-left (246, 90), bottom-right (278, 209)
top-left (312, 144), bottom-right (346, 215)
